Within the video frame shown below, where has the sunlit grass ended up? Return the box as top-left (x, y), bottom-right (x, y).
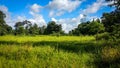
top-left (0, 35), bottom-right (95, 43)
top-left (0, 35), bottom-right (119, 68)
top-left (0, 44), bottom-right (93, 68)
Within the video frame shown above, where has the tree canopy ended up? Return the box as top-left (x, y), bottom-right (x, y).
top-left (0, 11), bottom-right (12, 35)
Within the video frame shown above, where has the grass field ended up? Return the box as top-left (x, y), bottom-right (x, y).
top-left (0, 35), bottom-right (120, 68)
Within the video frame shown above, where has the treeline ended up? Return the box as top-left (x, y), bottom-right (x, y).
top-left (0, 10), bottom-right (105, 36)
top-left (0, 0), bottom-right (120, 38)
top-left (0, 10), bottom-right (119, 37)
top-left (0, 11), bottom-right (63, 36)
top-left (14, 20), bottom-right (63, 35)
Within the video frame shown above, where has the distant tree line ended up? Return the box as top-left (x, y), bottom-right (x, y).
top-left (14, 20), bottom-right (63, 36)
top-left (0, 10), bottom-right (104, 36)
top-left (0, 0), bottom-right (120, 37)
top-left (0, 11), bottom-right (64, 36)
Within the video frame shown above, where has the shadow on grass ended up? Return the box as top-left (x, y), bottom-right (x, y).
top-left (0, 41), bottom-right (19, 45)
top-left (94, 56), bottom-right (120, 68)
top-left (33, 41), bottom-right (102, 54)
top-left (0, 40), bottom-right (102, 54)
top-left (0, 40), bottom-right (120, 68)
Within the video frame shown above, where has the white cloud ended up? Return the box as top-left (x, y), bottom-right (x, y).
top-left (51, 18), bottom-right (57, 22)
top-left (49, 11), bottom-right (54, 17)
top-left (29, 4), bottom-right (46, 27)
top-left (30, 3), bottom-right (42, 13)
top-left (0, 5), bottom-right (15, 27)
top-left (0, 5), bottom-right (8, 12)
top-left (29, 13), bottom-right (46, 27)
top-left (17, 16), bottom-right (27, 22)
top-left (51, 14), bottom-right (86, 33)
top-left (47, 0), bottom-right (82, 17)
top-left (0, 5), bottom-right (30, 28)
top-left (83, 0), bottom-right (108, 14)
top-left (0, 4), bottom-right (46, 28)
top-left (49, 10), bottom-right (65, 17)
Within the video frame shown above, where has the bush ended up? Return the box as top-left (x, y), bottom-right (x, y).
top-left (95, 32), bottom-right (111, 40)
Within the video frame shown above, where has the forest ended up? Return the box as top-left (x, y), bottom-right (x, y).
top-left (0, 0), bottom-right (120, 68)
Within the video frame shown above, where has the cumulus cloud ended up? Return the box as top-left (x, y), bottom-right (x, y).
top-left (29, 4), bottom-right (46, 26)
top-left (47, 0), bottom-right (82, 17)
top-left (0, 5), bottom-right (31, 28)
top-left (0, 4), bottom-right (46, 28)
top-left (83, 0), bottom-right (109, 14)
top-left (0, 5), bottom-right (15, 27)
top-left (30, 3), bottom-right (42, 13)
top-left (51, 18), bottom-right (57, 22)
top-left (16, 16), bottom-right (27, 22)
top-left (51, 14), bottom-right (86, 33)
top-left (0, 5), bottom-right (8, 13)
top-left (29, 13), bottom-right (46, 26)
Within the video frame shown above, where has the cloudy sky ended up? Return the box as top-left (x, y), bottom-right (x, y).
top-left (0, 0), bottom-right (114, 33)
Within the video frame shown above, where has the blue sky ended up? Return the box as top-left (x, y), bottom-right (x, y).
top-left (0, 0), bottom-right (114, 32)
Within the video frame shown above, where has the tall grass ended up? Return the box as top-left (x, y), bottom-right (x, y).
top-left (0, 35), bottom-right (119, 68)
top-left (0, 35), bottom-right (94, 43)
top-left (0, 44), bottom-right (94, 68)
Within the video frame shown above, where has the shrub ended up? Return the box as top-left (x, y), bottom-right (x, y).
top-left (95, 32), bottom-right (111, 40)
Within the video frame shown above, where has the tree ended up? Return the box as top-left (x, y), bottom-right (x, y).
top-left (29, 23), bottom-right (39, 35)
top-left (102, 0), bottom-right (120, 31)
top-left (101, 0), bottom-right (120, 39)
top-left (14, 20), bottom-right (32, 35)
top-left (69, 20), bottom-right (105, 35)
top-left (88, 21), bottom-right (105, 35)
top-left (101, 12), bottom-right (120, 32)
top-left (45, 21), bottom-right (62, 34)
top-left (24, 20), bottom-right (32, 35)
top-left (0, 11), bottom-right (12, 35)
top-left (39, 26), bottom-right (46, 35)
top-left (14, 22), bottom-right (23, 35)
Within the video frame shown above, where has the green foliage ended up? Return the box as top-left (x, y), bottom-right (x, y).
top-left (70, 20), bottom-right (105, 35)
top-left (110, 24), bottom-right (120, 39)
top-left (0, 35), bottom-right (95, 68)
top-left (88, 21), bottom-right (105, 35)
top-left (45, 21), bottom-right (62, 35)
top-left (102, 11), bottom-right (120, 33)
top-left (0, 11), bottom-right (12, 36)
top-left (39, 26), bottom-right (46, 35)
top-left (29, 24), bottom-right (39, 35)
top-left (101, 0), bottom-right (120, 39)
top-left (0, 35), bottom-right (119, 68)
top-left (15, 26), bottom-right (25, 35)
top-left (95, 32), bottom-right (111, 40)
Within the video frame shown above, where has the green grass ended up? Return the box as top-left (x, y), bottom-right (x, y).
top-left (0, 35), bottom-right (94, 42)
top-left (0, 35), bottom-right (120, 68)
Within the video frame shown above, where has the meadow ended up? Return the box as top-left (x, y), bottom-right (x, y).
top-left (0, 35), bottom-right (120, 68)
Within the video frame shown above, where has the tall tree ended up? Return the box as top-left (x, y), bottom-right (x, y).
top-left (45, 21), bottom-right (62, 34)
top-left (29, 23), bottom-right (39, 35)
top-left (69, 21), bottom-right (105, 35)
top-left (0, 11), bottom-right (12, 35)
top-left (88, 21), bottom-right (105, 35)
top-left (14, 20), bottom-right (32, 35)
top-left (39, 26), bottom-right (46, 35)
top-left (101, 0), bottom-right (120, 38)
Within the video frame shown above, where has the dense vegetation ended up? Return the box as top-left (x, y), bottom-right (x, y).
top-left (0, 0), bottom-right (120, 68)
top-left (0, 35), bottom-right (119, 68)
